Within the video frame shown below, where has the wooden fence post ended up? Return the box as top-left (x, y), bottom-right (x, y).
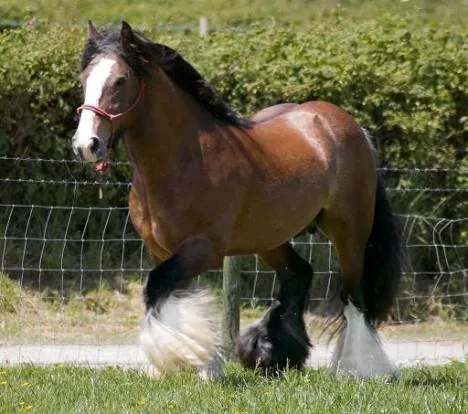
top-left (199, 16), bottom-right (208, 37)
top-left (222, 256), bottom-right (241, 360)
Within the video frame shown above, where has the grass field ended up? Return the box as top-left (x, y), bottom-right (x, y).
top-left (1, 0), bottom-right (467, 29)
top-left (0, 362), bottom-right (467, 413)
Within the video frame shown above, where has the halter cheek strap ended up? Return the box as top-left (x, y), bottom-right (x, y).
top-left (76, 81), bottom-right (146, 150)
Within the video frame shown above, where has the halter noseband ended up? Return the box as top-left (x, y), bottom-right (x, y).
top-left (76, 80), bottom-right (146, 150)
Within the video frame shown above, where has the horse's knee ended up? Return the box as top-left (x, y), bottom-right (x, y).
top-left (143, 234), bottom-right (222, 310)
top-left (143, 254), bottom-right (185, 310)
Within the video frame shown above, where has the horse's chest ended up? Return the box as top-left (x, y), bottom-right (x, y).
top-left (131, 189), bottom-right (204, 254)
top-left (129, 188), bottom-right (182, 261)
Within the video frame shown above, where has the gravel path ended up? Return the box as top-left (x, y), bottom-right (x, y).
top-left (1, 342), bottom-right (466, 368)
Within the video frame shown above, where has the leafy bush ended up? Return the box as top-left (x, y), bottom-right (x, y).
top-left (0, 17), bottom-right (466, 204)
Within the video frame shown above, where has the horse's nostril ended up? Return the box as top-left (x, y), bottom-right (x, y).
top-left (89, 137), bottom-right (100, 153)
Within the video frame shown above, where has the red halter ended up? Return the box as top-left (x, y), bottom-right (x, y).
top-left (76, 81), bottom-right (146, 150)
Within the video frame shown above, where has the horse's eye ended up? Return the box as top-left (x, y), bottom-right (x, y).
top-left (113, 77), bottom-right (127, 88)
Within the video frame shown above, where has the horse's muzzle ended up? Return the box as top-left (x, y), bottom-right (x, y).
top-left (72, 134), bottom-right (105, 163)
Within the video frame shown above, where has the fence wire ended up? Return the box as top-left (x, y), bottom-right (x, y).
top-left (0, 157), bottom-right (466, 349)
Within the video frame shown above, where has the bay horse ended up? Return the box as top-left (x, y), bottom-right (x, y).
top-left (72, 21), bottom-right (403, 379)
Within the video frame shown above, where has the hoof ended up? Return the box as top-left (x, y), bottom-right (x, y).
top-left (237, 301), bottom-right (310, 371)
top-left (198, 354), bottom-right (225, 381)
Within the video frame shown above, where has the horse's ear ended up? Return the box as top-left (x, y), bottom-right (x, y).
top-left (121, 20), bottom-right (151, 65)
top-left (121, 21), bottom-right (136, 46)
top-left (87, 20), bottom-right (100, 42)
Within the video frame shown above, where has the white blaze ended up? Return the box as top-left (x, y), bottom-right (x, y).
top-left (74, 58), bottom-right (116, 160)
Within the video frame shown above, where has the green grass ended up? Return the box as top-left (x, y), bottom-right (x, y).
top-left (0, 362), bottom-right (467, 413)
top-left (0, 273), bottom-right (21, 313)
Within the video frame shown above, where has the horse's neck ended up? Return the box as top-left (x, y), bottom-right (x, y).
top-left (124, 74), bottom-right (210, 192)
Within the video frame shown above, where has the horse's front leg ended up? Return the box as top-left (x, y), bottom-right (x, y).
top-left (140, 234), bottom-right (223, 378)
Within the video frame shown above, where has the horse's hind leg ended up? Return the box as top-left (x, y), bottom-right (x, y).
top-left (238, 243), bottom-right (313, 371)
top-left (318, 205), bottom-right (399, 379)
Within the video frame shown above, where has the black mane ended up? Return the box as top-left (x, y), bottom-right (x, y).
top-left (81, 29), bottom-right (252, 128)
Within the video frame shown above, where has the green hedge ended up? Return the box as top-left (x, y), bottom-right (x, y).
top-left (0, 16), bottom-right (467, 320)
top-left (1, 17), bottom-right (466, 163)
top-left (0, 16), bottom-right (466, 203)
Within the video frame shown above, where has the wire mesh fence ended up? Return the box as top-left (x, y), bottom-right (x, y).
top-left (0, 157), bottom-right (467, 361)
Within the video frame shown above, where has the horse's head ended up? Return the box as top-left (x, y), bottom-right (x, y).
top-left (72, 21), bottom-right (149, 173)
top-left (73, 21), bottom-right (249, 173)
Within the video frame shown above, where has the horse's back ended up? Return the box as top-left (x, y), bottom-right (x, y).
top-left (251, 100), bottom-right (371, 171)
top-left (248, 100), bottom-right (377, 221)
top-left (249, 103), bottom-right (341, 181)
top-left (227, 102), bottom-right (360, 252)
top-left (252, 103), bottom-right (299, 123)
top-left (296, 101), bottom-right (377, 208)
top-left (253, 100), bottom-right (368, 151)
top-left (258, 100), bottom-right (376, 178)
top-left (299, 101), bottom-right (365, 141)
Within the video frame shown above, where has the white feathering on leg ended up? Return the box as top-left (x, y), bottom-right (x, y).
top-left (330, 302), bottom-right (399, 379)
top-left (198, 352), bottom-right (225, 381)
top-left (140, 289), bottom-right (221, 375)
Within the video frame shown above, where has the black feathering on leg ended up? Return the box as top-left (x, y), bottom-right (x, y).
top-left (237, 300), bottom-right (311, 372)
top-left (238, 244), bottom-right (314, 372)
top-left (143, 254), bottom-right (185, 311)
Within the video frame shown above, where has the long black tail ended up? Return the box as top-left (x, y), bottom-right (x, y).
top-left (361, 175), bottom-right (405, 326)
